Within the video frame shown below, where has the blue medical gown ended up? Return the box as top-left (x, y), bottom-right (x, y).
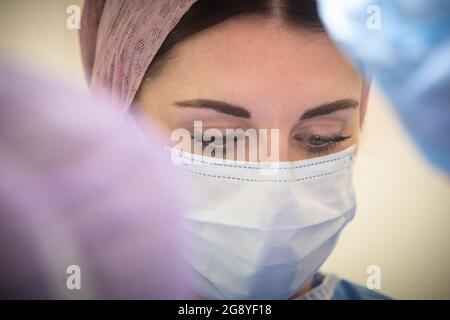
top-left (331, 279), bottom-right (391, 300)
top-left (295, 273), bottom-right (391, 300)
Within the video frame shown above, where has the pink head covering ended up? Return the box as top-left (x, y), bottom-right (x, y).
top-left (80, 0), bottom-right (370, 115)
top-left (80, 0), bottom-right (198, 109)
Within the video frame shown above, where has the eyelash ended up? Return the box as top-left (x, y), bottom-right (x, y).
top-left (190, 133), bottom-right (351, 156)
top-left (293, 134), bottom-right (351, 155)
top-left (191, 134), bottom-right (239, 150)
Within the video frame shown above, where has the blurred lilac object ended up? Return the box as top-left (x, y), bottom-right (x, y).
top-left (0, 60), bottom-right (187, 299)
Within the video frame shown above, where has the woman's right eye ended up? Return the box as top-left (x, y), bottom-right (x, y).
top-left (191, 134), bottom-right (240, 150)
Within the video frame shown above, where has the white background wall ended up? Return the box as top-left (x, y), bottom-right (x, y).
top-left (1, 0), bottom-right (449, 299)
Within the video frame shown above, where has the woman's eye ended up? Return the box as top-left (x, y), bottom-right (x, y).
top-left (190, 132), bottom-right (351, 156)
top-left (294, 134), bottom-right (351, 155)
top-left (191, 134), bottom-right (240, 150)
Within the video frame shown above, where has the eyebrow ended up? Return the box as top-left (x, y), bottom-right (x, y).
top-left (174, 99), bottom-right (251, 118)
top-left (300, 99), bottom-right (359, 121)
top-left (174, 98), bottom-right (358, 120)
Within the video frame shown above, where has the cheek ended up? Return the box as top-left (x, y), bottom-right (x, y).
top-left (349, 115), bottom-right (361, 148)
top-left (343, 108), bottom-right (362, 144)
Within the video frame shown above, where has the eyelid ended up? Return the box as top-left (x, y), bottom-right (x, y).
top-left (294, 117), bottom-right (351, 134)
top-left (298, 108), bottom-right (356, 123)
top-left (293, 126), bottom-right (345, 138)
top-left (189, 127), bottom-right (247, 143)
top-left (188, 126), bottom-right (250, 136)
top-left (180, 115), bottom-right (252, 130)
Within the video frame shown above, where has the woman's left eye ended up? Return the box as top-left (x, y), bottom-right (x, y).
top-left (293, 134), bottom-right (351, 155)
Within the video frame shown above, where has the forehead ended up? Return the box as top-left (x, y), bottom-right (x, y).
top-left (154, 17), bottom-right (362, 110)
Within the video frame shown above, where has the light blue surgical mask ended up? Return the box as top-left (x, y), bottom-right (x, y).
top-left (167, 145), bottom-right (357, 300)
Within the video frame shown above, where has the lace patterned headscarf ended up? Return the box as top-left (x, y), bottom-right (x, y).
top-left (80, 0), bottom-right (198, 109)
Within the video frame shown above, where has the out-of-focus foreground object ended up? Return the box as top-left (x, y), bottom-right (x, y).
top-left (0, 60), bottom-right (186, 299)
top-left (318, 0), bottom-right (450, 174)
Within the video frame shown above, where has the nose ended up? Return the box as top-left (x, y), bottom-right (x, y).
top-left (258, 129), bottom-right (311, 162)
top-left (257, 129), bottom-right (297, 162)
top-left (277, 134), bottom-right (291, 162)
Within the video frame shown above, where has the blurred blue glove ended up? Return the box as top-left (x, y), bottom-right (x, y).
top-left (318, 0), bottom-right (450, 174)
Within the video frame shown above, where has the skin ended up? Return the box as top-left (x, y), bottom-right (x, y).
top-left (137, 16), bottom-right (363, 298)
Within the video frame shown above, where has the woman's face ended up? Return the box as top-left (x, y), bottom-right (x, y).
top-left (138, 17), bottom-right (363, 161)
